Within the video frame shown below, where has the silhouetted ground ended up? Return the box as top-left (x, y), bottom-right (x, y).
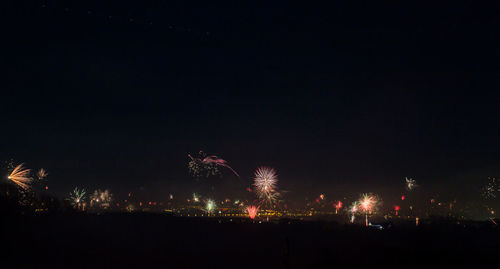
top-left (3, 213), bottom-right (499, 268)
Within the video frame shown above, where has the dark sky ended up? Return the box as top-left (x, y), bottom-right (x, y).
top-left (2, 1), bottom-right (499, 203)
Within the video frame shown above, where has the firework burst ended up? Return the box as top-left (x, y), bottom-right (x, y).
top-left (405, 177), bottom-right (417, 191)
top-left (188, 157), bottom-right (219, 178)
top-left (482, 177), bottom-right (499, 199)
top-left (193, 193), bottom-right (200, 203)
top-left (7, 163), bottom-right (32, 190)
top-left (334, 201), bottom-right (343, 214)
top-left (188, 150), bottom-right (238, 178)
top-left (349, 201), bottom-right (359, 223)
top-left (349, 202), bottom-right (359, 213)
top-left (205, 199), bottom-right (216, 213)
top-left (357, 193), bottom-right (380, 226)
top-left (37, 168), bottom-right (48, 180)
top-left (90, 189), bottom-right (112, 209)
top-left (359, 194), bottom-right (377, 212)
top-left (253, 167), bottom-right (279, 205)
top-left (69, 187), bottom-right (86, 207)
top-left (246, 205), bottom-right (259, 219)
top-left (201, 155), bottom-right (239, 177)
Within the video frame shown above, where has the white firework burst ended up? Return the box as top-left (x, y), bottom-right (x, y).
top-left (405, 177), bottom-right (417, 191)
top-left (69, 187), bottom-right (86, 206)
top-left (253, 167), bottom-right (279, 204)
top-left (205, 199), bottom-right (216, 212)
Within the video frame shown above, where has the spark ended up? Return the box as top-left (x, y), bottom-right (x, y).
top-left (193, 193), bottom-right (200, 203)
top-left (253, 167), bottom-right (279, 204)
top-left (246, 205), bottom-right (259, 219)
top-left (319, 194), bottom-right (325, 200)
top-left (7, 163), bottom-right (32, 190)
top-left (405, 177), bottom-right (417, 191)
top-left (37, 168), bottom-right (48, 180)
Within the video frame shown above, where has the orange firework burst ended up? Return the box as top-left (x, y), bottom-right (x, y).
top-left (8, 163), bottom-right (32, 190)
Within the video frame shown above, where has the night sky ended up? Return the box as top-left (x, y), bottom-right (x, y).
top-left (3, 1), bottom-right (499, 203)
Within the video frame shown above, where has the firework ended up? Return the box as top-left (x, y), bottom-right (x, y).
top-left (205, 199), bottom-right (216, 212)
top-left (7, 163), bottom-right (32, 190)
top-left (358, 193), bottom-right (379, 226)
top-left (37, 168), bottom-right (48, 180)
top-left (253, 167), bottom-right (279, 205)
top-left (193, 193), bottom-right (200, 203)
top-left (394, 205), bottom-right (400, 215)
top-left (188, 150), bottom-right (238, 178)
top-left (246, 205), bottom-right (259, 219)
top-left (349, 201), bottom-right (359, 223)
top-left (359, 194), bottom-right (376, 212)
top-left (405, 177), bottom-right (417, 191)
top-left (334, 201), bottom-right (343, 214)
top-left (90, 189), bottom-right (113, 209)
top-left (188, 157), bottom-right (220, 178)
top-left (482, 177), bottom-right (499, 199)
top-left (69, 187), bottom-right (86, 208)
top-left (201, 155), bottom-right (239, 177)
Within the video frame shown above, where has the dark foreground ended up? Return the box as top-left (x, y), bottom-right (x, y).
top-left (3, 213), bottom-right (499, 268)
